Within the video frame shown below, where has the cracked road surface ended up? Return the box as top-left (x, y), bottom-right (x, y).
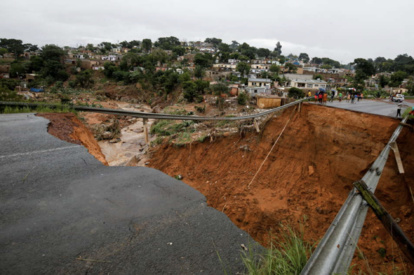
top-left (0, 113), bottom-right (261, 274)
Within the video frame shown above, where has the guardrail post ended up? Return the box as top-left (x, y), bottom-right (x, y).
top-left (354, 180), bottom-right (414, 265)
top-left (253, 119), bottom-right (260, 133)
top-left (390, 142), bottom-right (404, 174)
top-left (143, 118), bottom-right (149, 144)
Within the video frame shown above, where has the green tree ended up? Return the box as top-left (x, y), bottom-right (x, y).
top-left (128, 40), bottom-right (141, 48)
top-left (299, 53), bottom-right (310, 63)
top-left (194, 53), bottom-right (213, 68)
top-left (353, 58), bottom-right (375, 82)
top-left (172, 46), bottom-right (185, 56)
top-left (269, 64), bottom-right (280, 74)
top-left (194, 65), bottom-right (205, 79)
top-left (310, 57), bottom-right (322, 65)
top-left (0, 48), bottom-right (7, 56)
top-left (103, 61), bottom-right (119, 78)
top-left (194, 79), bottom-right (209, 93)
top-left (218, 43), bottom-right (230, 53)
top-left (179, 71), bottom-right (191, 83)
top-left (273, 41), bottom-right (282, 57)
top-left (154, 36), bottom-right (180, 50)
top-left (321, 57), bottom-right (341, 68)
top-left (257, 48), bottom-right (271, 58)
top-left (0, 38), bottom-right (25, 57)
top-left (237, 92), bottom-right (248, 105)
top-left (230, 41), bottom-right (239, 51)
top-left (183, 81), bottom-right (202, 102)
top-left (119, 41), bottom-right (129, 48)
top-left (142, 39), bottom-right (152, 53)
top-left (406, 77), bottom-right (414, 95)
top-left (320, 64), bottom-right (332, 69)
top-left (75, 69), bottom-right (95, 88)
top-left (86, 43), bottom-right (96, 52)
top-left (379, 75), bottom-right (389, 88)
top-left (394, 54), bottom-right (414, 73)
top-left (238, 43), bottom-right (256, 59)
top-left (284, 63), bottom-right (298, 73)
top-left (204, 38), bottom-right (222, 48)
top-left (236, 62), bottom-right (250, 77)
top-left (210, 83), bottom-right (229, 95)
top-left (10, 62), bottom-right (26, 77)
top-left (313, 74), bottom-right (323, 80)
top-left (24, 43), bottom-right (38, 52)
top-left (122, 52), bottom-right (140, 70)
top-left (389, 71), bottom-right (407, 87)
top-left (288, 87), bottom-right (304, 98)
top-left (40, 44), bottom-right (66, 63)
top-left (99, 42), bottom-right (113, 52)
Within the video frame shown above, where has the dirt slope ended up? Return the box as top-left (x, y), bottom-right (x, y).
top-left (149, 103), bottom-right (414, 273)
top-left (38, 113), bottom-right (108, 165)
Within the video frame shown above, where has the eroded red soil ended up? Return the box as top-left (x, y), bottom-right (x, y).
top-left (38, 113), bottom-right (108, 165)
top-left (149, 103), bottom-right (414, 273)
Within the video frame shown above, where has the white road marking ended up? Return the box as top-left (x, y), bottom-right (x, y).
top-left (0, 145), bottom-right (79, 159)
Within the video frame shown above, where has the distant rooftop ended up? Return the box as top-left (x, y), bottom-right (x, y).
top-left (248, 78), bottom-right (272, 83)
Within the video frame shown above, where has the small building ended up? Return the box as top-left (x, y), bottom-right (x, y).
top-left (248, 78), bottom-right (272, 87)
top-left (256, 95), bottom-right (282, 109)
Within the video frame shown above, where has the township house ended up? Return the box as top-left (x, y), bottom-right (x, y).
top-left (250, 63), bottom-right (271, 73)
top-left (212, 63), bottom-right (237, 71)
top-left (284, 74), bottom-right (328, 93)
top-left (245, 78), bottom-right (273, 96)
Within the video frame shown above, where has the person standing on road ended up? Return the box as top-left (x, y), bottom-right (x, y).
top-left (323, 93), bottom-right (328, 104)
top-left (351, 93), bottom-right (355, 103)
top-left (339, 92), bottom-right (343, 102)
top-left (347, 93), bottom-right (351, 102)
top-left (330, 92), bottom-right (335, 102)
top-left (396, 103), bottom-right (402, 117)
top-left (308, 91), bottom-right (312, 101)
top-left (318, 93), bottom-right (323, 104)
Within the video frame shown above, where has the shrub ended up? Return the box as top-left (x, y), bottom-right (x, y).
top-left (68, 80), bottom-right (77, 88)
top-left (0, 86), bottom-right (23, 101)
top-left (242, 224), bottom-right (313, 275)
top-left (237, 92), bottom-right (248, 105)
top-left (288, 87), bottom-right (305, 98)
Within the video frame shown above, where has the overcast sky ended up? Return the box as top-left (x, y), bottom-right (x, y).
top-left (2, 0), bottom-right (413, 63)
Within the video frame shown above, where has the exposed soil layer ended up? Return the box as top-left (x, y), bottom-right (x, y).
top-left (149, 103), bottom-right (414, 273)
top-left (37, 113), bottom-right (108, 165)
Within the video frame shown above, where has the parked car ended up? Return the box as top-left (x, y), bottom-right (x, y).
top-left (392, 94), bottom-right (405, 102)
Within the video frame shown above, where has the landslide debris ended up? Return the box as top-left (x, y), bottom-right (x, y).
top-left (148, 103), bottom-right (414, 274)
top-left (38, 113), bottom-right (108, 165)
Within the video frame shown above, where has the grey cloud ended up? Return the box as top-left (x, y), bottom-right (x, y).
top-left (1, 0), bottom-right (413, 63)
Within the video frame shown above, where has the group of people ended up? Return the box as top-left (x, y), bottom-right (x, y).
top-left (311, 90), bottom-right (346, 104)
top-left (346, 92), bottom-right (363, 103)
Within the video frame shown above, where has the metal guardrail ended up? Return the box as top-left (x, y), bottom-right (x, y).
top-left (0, 98), bottom-right (309, 121)
top-left (301, 116), bottom-right (409, 275)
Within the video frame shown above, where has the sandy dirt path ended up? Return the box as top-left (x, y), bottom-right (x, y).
top-left (97, 102), bottom-right (155, 166)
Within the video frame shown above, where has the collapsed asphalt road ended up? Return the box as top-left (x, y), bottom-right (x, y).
top-left (0, 113), bottom-right (261, 274)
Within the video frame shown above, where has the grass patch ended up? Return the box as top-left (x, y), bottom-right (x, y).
top-left (197, 134), bottom-right (208, 143)
top-left (150, 120), bottom-right (195, 136)
top-left (1, 105), bottom-right (74, 114)
top-left (163, 107), bottom-right (189, 116)
top-left (242, 224), bottom-right (313, 275)
top-left (403, 107), bottom-right (414, 120)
